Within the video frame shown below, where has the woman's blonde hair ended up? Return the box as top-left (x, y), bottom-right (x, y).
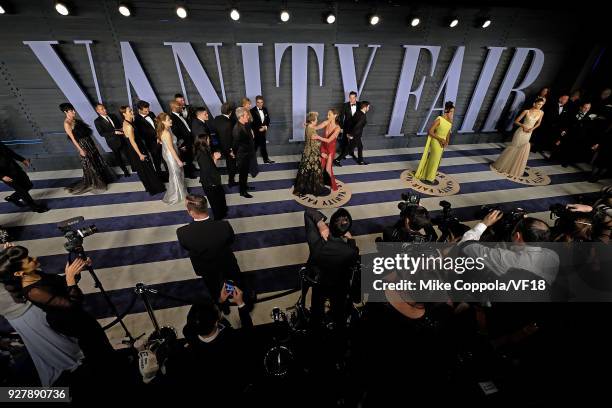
top-left (155, 112), bottom-right (171, 141)
top-left (306, 111), bottom-right (318, 124)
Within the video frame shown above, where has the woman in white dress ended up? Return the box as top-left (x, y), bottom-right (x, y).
top-left (155, 113), bottom-right (187, 204)
top-left (492, 97), bottom-right (545, 177)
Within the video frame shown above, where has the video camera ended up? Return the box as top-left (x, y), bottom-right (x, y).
top-left (476, 205), bottom-right (528, 241)
top-left (57, 216), bottom-right (98, 257)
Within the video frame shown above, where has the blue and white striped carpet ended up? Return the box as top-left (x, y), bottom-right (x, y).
top-left (1, 143), bottom-right (608, 344)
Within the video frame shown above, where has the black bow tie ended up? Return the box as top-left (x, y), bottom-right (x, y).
top-left (350, 104), bottom-right (356, 107)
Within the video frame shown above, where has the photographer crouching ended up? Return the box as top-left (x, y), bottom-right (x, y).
top-left (304, 208), bottom-right (359, 331)
top-left (381, 192), bottom-right (437, 243)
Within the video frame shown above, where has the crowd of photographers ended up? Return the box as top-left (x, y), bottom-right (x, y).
top-left (1, 185), bottom-right (612, 402)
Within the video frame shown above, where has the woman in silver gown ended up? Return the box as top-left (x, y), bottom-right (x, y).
top-left (156, 113), bottom-right (187, 204)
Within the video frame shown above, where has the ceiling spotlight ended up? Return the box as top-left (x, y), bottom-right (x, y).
top-left (280, 10), bottom-right (290, 22)
top-left (176, 5), bottom-right (187, 19)
top-left (369, 14), bottom-right (380, 26)
top-left (118, 3), bottom-right (131, 17)
top-left (325, 12), bottom-right (336, 24)
top-left (410, 17), bottom-right (420, 27)
top-left (0, 6), bottom-right (5, 15)
top-left (449, 18), bottom-right (459, 28)
top-left (481, 18), bottom-right (491, 28)
top-left (230, 8), bottom-right (240, 21)
top-left (55, 1), bottom-right (70, 16)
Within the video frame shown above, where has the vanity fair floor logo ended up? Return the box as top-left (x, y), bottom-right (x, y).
top-left (401, 170), bottom-right (460, 197)
top-left (292, 179), bottom-right (352, 209)
top-left (490, 165), bottom-right (551, 186)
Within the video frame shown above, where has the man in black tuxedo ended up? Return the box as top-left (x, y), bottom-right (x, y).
top-left (213, 102), bottom-right (237, 187)
top-left (176, 195), bottom-right (241, 300)
top-left (0, 143), bottom-right (47, 212)
top-left (174, 93), bottom-right (194, 124)
top-left (232, 107), bottom-right (255, 198)
top-left (555, 102), bottom-right (595, 166)
top-left (133, 100), bottom-right (165, 178)
top-left (335, 101), bottom-right (370, 166)
top-left (304, 207), bottom-right (359, 329)
top-left (338, 91), bottom-right (359, 159)
top-left (94, 104), bottom-right (130, 178)
top-left (534, 94), bottom-right (570, 153)
top-left (250, 95), bottom-right (274, 164)
top-left (170, 100), bottom-right (196, 179)
top-left (191, 107), bottom-right (214, 140)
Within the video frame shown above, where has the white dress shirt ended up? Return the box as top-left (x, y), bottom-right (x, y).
top-left (350, 104), bottom-right (357, 116)
top-left (142, 114), bottom-right (155, 129)
top-left (105, 115), bottom-right (115, 128)
top-left (257, 108), bottom-right (265, 124)
top-left (558, 104), bottom-right (564, 115)
top-left (460, 223), bottom-right (560, 284)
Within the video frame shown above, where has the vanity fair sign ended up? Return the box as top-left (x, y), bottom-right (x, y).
top-left (23, 41), bottom-right (544, 151)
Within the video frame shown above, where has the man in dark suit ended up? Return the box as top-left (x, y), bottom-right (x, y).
top-left (250, 95), bottom-right (274, 164)
top-left (174, 93), bottom-right (195, 124)
top-left (338, 91), bottom-right (359, 159)
top-left (335, 101), bottom-right (370, 166)
top-left (213, 102), bottom-right (237, 187)
top-left (170, 100), bottom-right (196, 179)
top-left (534, 93), bottom-right (570, 153)
top-left (176, 194), bottom-right (241, 300)
top-left (191, 107), bottom-right (214, 140)
top-left (232, 107), bottom-right (255, 198)
top-left (94, 104), bottom-right (130, 178)
top-left (555, 102), bottom-right (595, 166)
top-left (0, 143), bottom-right (47, 212)
top-left (304, 207), bottom-right (359, 329)
top-left (133, 100), bottom-right (165, 178)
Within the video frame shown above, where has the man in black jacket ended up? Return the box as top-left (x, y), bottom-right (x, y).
top-left (304, 208), bottom-right (359, 329)
top-left (0, 143), bottom-right (47, 212)
top-left (232, 107), bottom-right (255, 198)
top-left (249, 95), bottom-right (274, 164)
top-left (94, 104), bottom-right (130, 178)
top-left (555, 101), bottom-right (595, 166)
top-left (165, 290), bottom-right (254, 400)
top-left (133, 100), bottom-right (165, 179)
top-left (170, 100), bottom-right (196, 179)
top-left (213, 102), bottom-right (237, 187)
top-left (176, 195), bottom-right (241, 299)
top-left (335, 101), bottom-right (370, 166)
top-left (191, 107), bottom-right (214, 141)
top-left (338, 91), bottom-right (359, 158)
top-left (534, 93), bottom-right (570, 153)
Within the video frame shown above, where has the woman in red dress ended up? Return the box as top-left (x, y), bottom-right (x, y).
top-left (314, 109), bottom-right (341, 191)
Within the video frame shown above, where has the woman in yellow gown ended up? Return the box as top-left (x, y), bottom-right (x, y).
top-left (415, 101), bottom-right (455, 183)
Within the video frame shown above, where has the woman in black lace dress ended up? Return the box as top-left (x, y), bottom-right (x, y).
top-left (0, 246), bottom-right (114, 365)
top-left (60, 103), bottom-right (115, 194)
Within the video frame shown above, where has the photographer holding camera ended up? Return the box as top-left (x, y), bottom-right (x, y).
top-left (0, 246), bottom-right (115, 370)
top-left (381, 193), bottom-right (437, 243)
top-left (304, 208), bottom-right (359, 330)
top-left (460, 211), bottom-right (559, 285)
top-left (164, 284), bottom-right (254, 399)
top-left (558, 188), bottom-right (612, 243)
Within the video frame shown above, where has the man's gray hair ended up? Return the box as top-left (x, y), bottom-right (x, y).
top-left (235, 106), bottom-right (248, 119)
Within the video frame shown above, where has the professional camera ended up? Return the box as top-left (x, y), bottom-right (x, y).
top-left (58, 216), bottom-right (98, 256)
top-left (398, 191), bottom-right (421, 214)
top-left (476, 205), bottom-right (528, 241)
top-left (431, 200), bottom-right (468, 242)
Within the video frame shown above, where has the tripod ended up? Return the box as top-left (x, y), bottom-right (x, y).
top-left (66, 250), bottom-right (137, 347)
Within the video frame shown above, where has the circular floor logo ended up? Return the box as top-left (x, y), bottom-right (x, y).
top-left (490, 165), bottom-right (551, 186)
top-left (400, 170), bottom-right (460, 197)
top-left (292, 178), bottom-right (352, 209)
